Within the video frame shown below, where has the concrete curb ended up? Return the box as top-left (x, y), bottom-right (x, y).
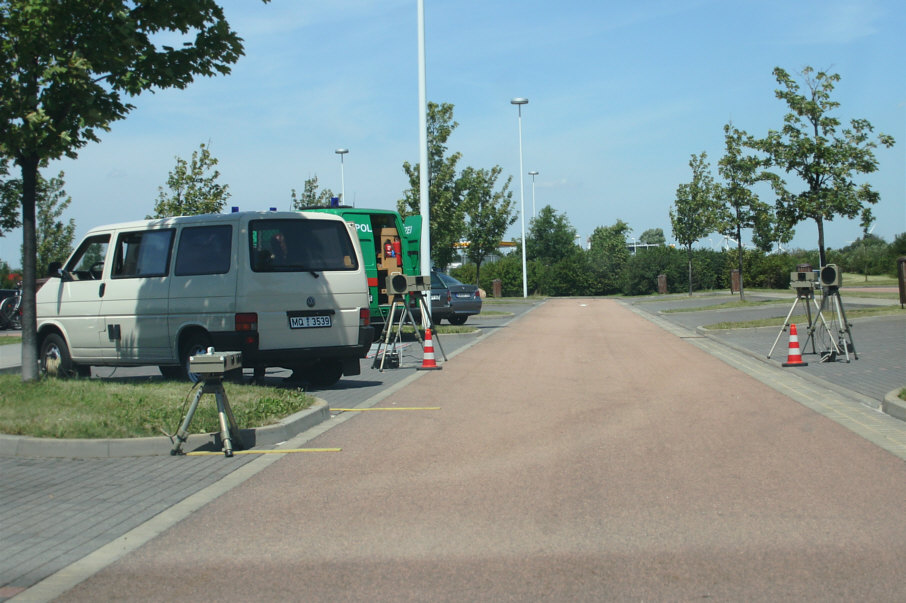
top-left (882, 389), bottom-right (906, 422)
top-left (0, 399), bottom-right (330, 459)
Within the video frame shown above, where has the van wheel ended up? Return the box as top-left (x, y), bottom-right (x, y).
top-left (305, 359), bottom-right (343, 388)
top-left (448, 316), bottom-right (468, 325)
top-left (158, 365), bottom-right (182, 380)
top-left (40, 333), bottom-right (75, 378)
top-left (179, 332), bottom-right (212, 383)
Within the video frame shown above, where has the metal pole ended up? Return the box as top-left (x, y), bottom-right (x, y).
top-left (512, 98), bottom-right (528, 298)
top-left (418, 1), bottom-right (431, 273)
top-left (529, 170), bottom-right (538, 219)
top-left (335, 148), bottom-right (348, 204)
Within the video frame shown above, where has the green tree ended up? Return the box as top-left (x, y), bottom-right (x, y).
top-left (638, 228), bottom-right (665, 246)
top-left (34, 171), bottom-right (75, 276)
top-left (756, 66), bottom-right (895, 268)
top-left (841, 233), bottom-right (888, 280)
top-left (750, 202), bottom-right (794, 253)
top-left (0, 168), bottom-right (75, 275)
top-left (0, 0), bottom-right (266, 380)
top-left (670, 152), bottom-right (721, 295)
top-left (291, 174), bottom-right (334, 209)
top-left (717, 123), bottom-right (774, 300)
top-left (398, 102), bottom-right (465, 270)
top-left (526, 205), bottom-right (578, 265)
top-left (0, 158), bottom-right (20, 235)
top-left (459, 166), bottom-right (517, 284)
top-left (587, 220), bottom-right (632, 294)
top-left (150, 143), bottom-right (230, 218)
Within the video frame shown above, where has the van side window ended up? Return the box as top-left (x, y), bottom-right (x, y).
top-left (65, 235), bottom-right (110, 280)
top-left (250, 219), bottom-right (358, 272)
top-left (112, 229), bottom-right (174, 278)
top-left (175, 225), bottom-right (232, 276)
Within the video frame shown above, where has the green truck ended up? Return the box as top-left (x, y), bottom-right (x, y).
top-left (302, 206), bottom-right (423, 327)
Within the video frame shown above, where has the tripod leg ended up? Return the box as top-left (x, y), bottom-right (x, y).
top-left (769, 297), bottom-right (802, 359)
top-left (215, 392), bottom-right (233, 458)
top-left (171, 385), bottom-right (205, 455)
top-left (217, 387), bottom-right (244, 452)
top-left (804, 293), bottom-right (816, 354)
top-left (419, 293), bottom-right (447, 361)
top-left (834, 293), bottom-right (856, 361)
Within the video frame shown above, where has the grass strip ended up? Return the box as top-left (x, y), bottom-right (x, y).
top-left (663, 298), bottom-right (788, 313)
top-left (706, 306), bottom-right (904, 330)
top-left (0, 375), bottom-right (314, 439)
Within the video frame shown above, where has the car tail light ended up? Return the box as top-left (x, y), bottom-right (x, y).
top-left (359, 307), bottom-right (370, 326)
top-left (446, 291), bottom-right (452, 304)
top-left (235, 313), bottom-right (258, 332)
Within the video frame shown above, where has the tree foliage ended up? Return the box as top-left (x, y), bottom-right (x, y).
top-left (291, 174), bottom-right (334, 209)
top-left (459, 166), bottom-right (516, 284)
top-left (755, 66), bottom-right (895, 267)
top-left (0, 0), bottom-right (267, 380)
top-left (587, 220), bottom-right (632, 294)
top-left (526, 205), bottom-right (578, 265)
top-left (150, 142), bottom-right (230, 218)
top-left (399, 102), bottom-right (464, 270)
top-left (670, 152), bottom-right (721, 294)
top-left (34, 171), bottom-right (75, 275)
top-left (638, 228), bottom-right (665, 245)
top-left (717, 123), bottom-right (774, 300)
top-left (0, 158), bottom-right (21, 235)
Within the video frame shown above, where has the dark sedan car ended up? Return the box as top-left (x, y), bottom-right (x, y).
top-left (430, 270), bottom-right (482, 325)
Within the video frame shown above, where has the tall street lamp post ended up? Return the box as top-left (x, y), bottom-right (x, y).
top-left (528, 170), bottom-right (539, 218)
top-left (335, 148), bottom-right (348, 204)
top-left (511, 97), bottom-right (528, 298)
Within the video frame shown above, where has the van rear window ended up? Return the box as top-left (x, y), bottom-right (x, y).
top-left (250, 219), bottom-right (358, 272)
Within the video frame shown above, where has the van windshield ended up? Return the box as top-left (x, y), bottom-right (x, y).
top-left (250, 219), bottom-right (358, 272)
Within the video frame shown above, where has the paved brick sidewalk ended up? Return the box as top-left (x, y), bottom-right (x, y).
top-left (0, 300), bottom-right (540, 600)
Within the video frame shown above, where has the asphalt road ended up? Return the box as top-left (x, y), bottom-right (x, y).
top-left (51, 298), bottom-right (906, 602)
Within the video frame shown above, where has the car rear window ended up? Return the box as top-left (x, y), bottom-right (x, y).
top-left (249, 218), bottom-right (358, 272)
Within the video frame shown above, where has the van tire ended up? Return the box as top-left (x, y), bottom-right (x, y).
top-left (304, 359), bottom-right (343, 388)
top-left (40, 333), bottom-right (75, 378)
top-left (179, 331), bottom-right (212, 383)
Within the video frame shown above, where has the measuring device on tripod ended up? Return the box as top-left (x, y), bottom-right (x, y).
top-left (372, 273), bottom-right (446, 371)
top-left (767, 264), bottom-right (856, 363)
top-left (171, 349), bottom-right (245, 457)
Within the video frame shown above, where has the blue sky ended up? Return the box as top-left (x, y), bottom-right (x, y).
top-left (3, 0), bottom-right (904, 263)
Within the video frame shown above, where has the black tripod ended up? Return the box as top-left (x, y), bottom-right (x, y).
top-left (804, 286), bottom-right (857, 362)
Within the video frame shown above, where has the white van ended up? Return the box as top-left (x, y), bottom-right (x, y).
top-left (36, 211), bottom-right (374, 386)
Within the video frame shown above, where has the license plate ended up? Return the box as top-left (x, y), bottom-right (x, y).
top-left (289, 315), bottom-right (331, 329)
top-left (431, 294), bottom-right (440, 301)
top-left (455, 292), bottom-right (472, 298)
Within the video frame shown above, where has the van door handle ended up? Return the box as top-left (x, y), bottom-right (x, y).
top-left (99, 283), bottom-right (106, 297)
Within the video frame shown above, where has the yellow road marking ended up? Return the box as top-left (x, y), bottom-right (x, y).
top-left (186, 448), bottom-right (341, 456)
top-left (332, 407), bottom-right (441, 411)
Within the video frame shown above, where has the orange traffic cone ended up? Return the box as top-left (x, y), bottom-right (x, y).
top-left (417, 328), bottom-right (442, 371)
top-left (782, 323), bottom-right (808, 367)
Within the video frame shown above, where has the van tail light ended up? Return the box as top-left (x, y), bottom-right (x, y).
top-left (235, 313), bottom-right (258, 332)
top-left (359, 308), bottom-right (370, 326)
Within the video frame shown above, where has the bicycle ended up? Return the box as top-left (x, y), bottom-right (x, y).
top-left (0, 280), bottom-right (22, 330)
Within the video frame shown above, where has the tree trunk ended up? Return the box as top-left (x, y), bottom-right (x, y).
top-left (816, 217), bottom-right (826, 267)
top-left (736, 223), bottom-right (745, 301)
top-left (687, 246), bottom-right (693, 296)
top-left (19, 156), bottom-right (39, 381)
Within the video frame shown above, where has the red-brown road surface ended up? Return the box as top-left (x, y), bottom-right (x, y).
top-left (59, 299), bottom-right (906, 601)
